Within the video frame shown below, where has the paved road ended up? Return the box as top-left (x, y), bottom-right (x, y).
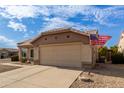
top-left (0, 64), bottom-right (81, 88)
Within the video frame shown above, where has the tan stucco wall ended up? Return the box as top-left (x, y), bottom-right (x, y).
top-left (34, 47), bottom-right (39, 60)
top-left (38, 42), bottom-right (93, 67)
top-left (33, 47), bottom-right (40, 64)
top-left (32, 32), bottom-right (89, 46)
top-left (92, 46), bottom-right (98, 65)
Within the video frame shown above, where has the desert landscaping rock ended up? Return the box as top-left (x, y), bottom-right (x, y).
top-left (70, 64), bottom-right (124, 88)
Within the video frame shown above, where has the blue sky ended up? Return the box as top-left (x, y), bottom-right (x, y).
top-left (0, 5), bottom-right (124, 48)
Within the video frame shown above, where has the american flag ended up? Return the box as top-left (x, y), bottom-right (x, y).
top-left (90, 35), bottom-right (111, 45)
top-left (90, 34), bottom-right (99, 40)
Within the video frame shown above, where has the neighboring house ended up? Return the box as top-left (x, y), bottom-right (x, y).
top-left (118, 31), bottom-right (124, 54)
top-left (17, 28), bottom-right (98, 68)
top-left (0, 48), bottom-right (18, 59)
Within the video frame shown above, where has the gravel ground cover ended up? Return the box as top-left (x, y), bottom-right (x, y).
top-left (70, 64), bottom-right (124, 88)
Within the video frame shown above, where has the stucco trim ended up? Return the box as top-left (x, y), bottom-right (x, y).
top-left (31, 28), bottom-right (89, 44)
top-left (39, 42), bottom-right (85, 47)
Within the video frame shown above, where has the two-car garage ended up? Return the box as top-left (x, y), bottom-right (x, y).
top-left (40, 42), bottom-right (92, 68)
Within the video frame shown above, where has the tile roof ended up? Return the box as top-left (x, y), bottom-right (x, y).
top-left (17, 28), bottom-right (98, 47)
top-left (31, 28), bottom-right (91, 43)
top-left (17, 39), bottom-right (33, 47)
top-left (41, 28), bottom-right (89, 36)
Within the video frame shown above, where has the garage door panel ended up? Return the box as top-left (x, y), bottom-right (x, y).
top-left (40, 44), bottom-right (81, 67)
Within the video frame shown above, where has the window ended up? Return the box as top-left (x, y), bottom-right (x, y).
top-left (54, 36), bottom-right (58, 40)
top-left (66, 35), bottom-right (70, 38)
top-left (22, 48), bottom-right (26, 57)
top-left (23, 52), bottom-right (26, 57)
top-left (30, 49), bottom-right (34, 57)
top-left (45, 38), bottom-right (47, 40)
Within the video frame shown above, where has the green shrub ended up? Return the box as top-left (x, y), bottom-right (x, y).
top-left (11, 55), bottom-right (19, 61)
top-left (98, 46), bottom-right (108, 56)
top-left (112, 52), bottom-right (124, 64)
top-left (22, 58), bottom-right (27, 63)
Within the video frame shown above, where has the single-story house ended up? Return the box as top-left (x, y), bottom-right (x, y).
top-left (17, 28), bottom-right (98, 68)
top-left (0, 48), bottom-right (18, 59)
top-left (118, 31), bottom-right (124, 55)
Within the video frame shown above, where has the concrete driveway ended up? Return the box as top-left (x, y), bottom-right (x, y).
top-left (0, 64), bottom-right (81, 88)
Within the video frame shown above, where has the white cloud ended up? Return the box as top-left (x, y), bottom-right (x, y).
top-left (0, 6), bottom-right (31, 19)
top-left (41, 17), bottom-right (73, 31)
top-left (0, 5), bottom-right (50, 19)
top-left (42, 5), bottom-right (124, 26)
top-left (47, 6), bottom-right (87, 18)
top-left (50, 6), bottom-right (124, 26)
top-left (40, 17), bottom-right (96, 32)
top-left (44, 6), bottom-right (110, 26)
top-left (23, 33), bottom-right (30, 38)
top-left (0, 35), bottom-right (16, 48)
top-left (0, 5), bottom-right (124, 27)
top-left (8, 21), bottom-right (27, 32)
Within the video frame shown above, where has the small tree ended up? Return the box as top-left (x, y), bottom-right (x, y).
top-left (98, 46), bottom-right (108, 56)
top-left (110, 45), bottom-right (118, 56)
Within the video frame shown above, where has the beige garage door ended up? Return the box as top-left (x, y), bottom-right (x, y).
top-left (40, 43), bottom-right (81, 67)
